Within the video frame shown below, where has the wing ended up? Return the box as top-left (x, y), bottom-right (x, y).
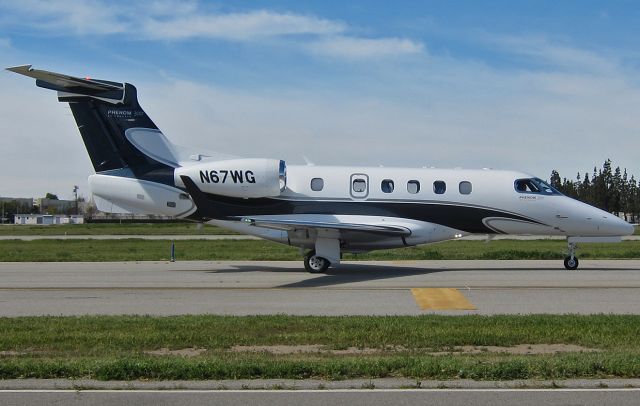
top-left (239, 217), bottom-right (411, 236)
top-left (179, 175), bottom-right (412, 239)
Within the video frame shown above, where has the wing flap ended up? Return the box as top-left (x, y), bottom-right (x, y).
top-left (241, 217), bottom-right (411, 236)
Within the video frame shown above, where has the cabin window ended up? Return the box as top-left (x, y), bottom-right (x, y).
top-left (407, 180), bottom-right (420, 194)
top-left (433, 180), bottom-right (446, 194)
top-left (459, 181), bottom-right (472, 195)
top-left (514, 178), bottom-right (561, 195)
top-left (310, 178), bottom-right (324, 191)
top-left (179, 193), bottom-right (190, 200)
top-left (166, 201), bottom-right (176, 208)
top-left (353, 179), bottom-right (367, 193)
top-left (381, 179), bottom-right (394, 193)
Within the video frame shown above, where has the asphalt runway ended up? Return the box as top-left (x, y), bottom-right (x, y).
top-left (2, 389), bottom-right (639, 406)
top-left (1, 260), bottom-right (639, 316)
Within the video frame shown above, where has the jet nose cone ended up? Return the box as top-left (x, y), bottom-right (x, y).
top-left (606, 216), bottom-right (635, 236)
top-left (622, 221), bottom-right (635, 236)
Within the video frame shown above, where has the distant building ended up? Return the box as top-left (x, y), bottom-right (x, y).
top-left (0, 197), bottom-right (34, 207)
top-left (14, 214), bottom-right (84, 225)
top-left (35, 198), bottom-right (77, 215)
top-left (0, 197), bottom-right (35, 224)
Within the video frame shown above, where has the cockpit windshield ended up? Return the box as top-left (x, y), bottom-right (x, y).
top-left (514, 178), bottom-right (562, 195)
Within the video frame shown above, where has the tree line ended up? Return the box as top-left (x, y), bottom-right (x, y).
top-left (550, 159), bottom-right (639, 223)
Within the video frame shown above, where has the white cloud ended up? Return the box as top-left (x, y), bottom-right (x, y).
top-left (1, 0), bottom-right (128, 35)
top-left (0, 71), bottom-right (94, 199)
top-left (142, 0), bottom-right (199, 17)
top-left (307, 36), bottom-right (424, 59)
top-left (138, 54), bottom-right (639, 183)
top-left (0, 1), bottom-right (347, 40)
top-left (0, 1), bottom-right (420, 60)
top-left (487, 34), bottom-right (617, 74)
top-left (0, 37), bottom-right (10, 48)
top-left (142, 9), bottom-right (345, 41)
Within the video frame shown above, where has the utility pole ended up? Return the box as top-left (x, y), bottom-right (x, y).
top-left (1, 201), bottom-right (4, 225)
top-left (73, 185), bottom-right (79, 215)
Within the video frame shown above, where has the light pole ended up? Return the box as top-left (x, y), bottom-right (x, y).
top-left (73, 185), bottom-right (79, 216)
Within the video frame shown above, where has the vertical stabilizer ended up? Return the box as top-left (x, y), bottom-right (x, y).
top-left (7, 65), bottom-right (176, 186)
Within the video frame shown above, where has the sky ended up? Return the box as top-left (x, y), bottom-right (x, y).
top-left (0, 0), bottom-right (639, 199)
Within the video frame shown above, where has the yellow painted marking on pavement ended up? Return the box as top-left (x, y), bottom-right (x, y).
top-left (411, 288), bottom-right (477, 310)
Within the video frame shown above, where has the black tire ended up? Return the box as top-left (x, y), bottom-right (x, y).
top-left (303, 250), bottom-right (331, 273)
top-left (564, 256), bottom-right (579, 270)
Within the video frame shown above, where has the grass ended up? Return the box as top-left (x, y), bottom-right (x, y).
top-left (0, 223), bottom-right (237, 235)
top-left (0, 314), bottom-right (639, 380)
top-left (0, 239), bottom-right (639, 262)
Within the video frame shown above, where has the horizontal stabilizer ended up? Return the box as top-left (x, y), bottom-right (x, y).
top-left (7, 64), bottom-right (122, 90)
top-left (7, 64), bottom-right (124, 101)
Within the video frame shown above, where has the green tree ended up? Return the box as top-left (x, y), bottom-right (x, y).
top-left (550, 159), bottom-right (637, 220)
top-left (550, 170), bottom-right (562, 190)
top-left (612, 166), bottom-right (622, 216)
top-left (630, 176), bottom-right (639, 223)
top-left (581, 172), bottom-right (593, 205)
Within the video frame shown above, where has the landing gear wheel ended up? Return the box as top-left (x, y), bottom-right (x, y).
top-left (564, 241), bottom-right (579, 270)
top-left (564, 256), bottom-right (579, 270)
top-left (304, 250), bottom-right (331, 273)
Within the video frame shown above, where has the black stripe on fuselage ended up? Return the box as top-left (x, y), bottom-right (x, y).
top-left (181, 177), bottom-right (544, 234)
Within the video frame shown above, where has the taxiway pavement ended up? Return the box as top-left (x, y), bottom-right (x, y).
top-left (1, 260), bottom-right (639, 316)
top-left (2, 388), bottom-right (639, 406)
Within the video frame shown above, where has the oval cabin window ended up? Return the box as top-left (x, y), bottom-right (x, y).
top-left (310, 178), bottom-right (324, 191)
top-left (433, 181), bottom-right (446, 194)
top-left (459, 181), bottom-right (472, 195)
top-left (407, 180), bottom-right (420, 194)
top-left (353, 179), bottom-right (367, 193)
top-left (381, 179), bottom-right (394, 193)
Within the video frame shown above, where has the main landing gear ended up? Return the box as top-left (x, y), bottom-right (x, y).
top-left (564, 241), bottom-right (579, 270)
top-left (304, 250), bottom-right (331, 273)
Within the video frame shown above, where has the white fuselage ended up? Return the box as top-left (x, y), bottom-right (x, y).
top-left (201, 164), bottom-right (633, 251)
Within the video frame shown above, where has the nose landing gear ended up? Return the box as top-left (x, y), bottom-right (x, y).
top-left (564, 241), bottom-right (579, 270)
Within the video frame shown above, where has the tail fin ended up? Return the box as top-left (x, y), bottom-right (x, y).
top-left (7, 65), bottom-right (176, 185)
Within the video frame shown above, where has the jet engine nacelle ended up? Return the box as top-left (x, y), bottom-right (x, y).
top-left (174, 158), bottom-right (287, 198)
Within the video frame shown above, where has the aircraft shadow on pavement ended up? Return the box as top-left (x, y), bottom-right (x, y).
top-left (207, 263), bottom-right (445, 288)
top-left (274, 266), bottom-right (639, 288)
top-left (200, 262), bottom-right (639, 288)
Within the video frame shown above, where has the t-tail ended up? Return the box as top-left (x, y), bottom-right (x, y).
top-left (7, 65), bottom-right (197, 217)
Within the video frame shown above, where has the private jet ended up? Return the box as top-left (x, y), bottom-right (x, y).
top-left (8, 65), bottom-right (634, 272)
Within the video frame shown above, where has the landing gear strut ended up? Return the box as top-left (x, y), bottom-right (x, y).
top-left (564, 242), bottom-right (579, 270)
top-left (304, 250), bottom-right (331, 273)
